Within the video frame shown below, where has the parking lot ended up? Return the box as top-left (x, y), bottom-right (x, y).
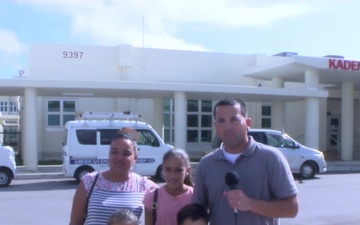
top-left (1, 172), bottom-right (360, 225)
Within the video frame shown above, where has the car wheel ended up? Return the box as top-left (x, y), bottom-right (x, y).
top-left (299, 161), bottom-right (316, 179)
top-left (74, 166), bottom-right (94, 182)
top-left (0, 168), bottom-right (12, 187)
top-left (155, 165), bottom-right (165, 182)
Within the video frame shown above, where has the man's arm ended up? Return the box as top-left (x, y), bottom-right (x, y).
top-left (247, 194), bottom-right (298, 218)
top-left (191, 161), bottom-right (208, 207)
top-left (225, 190), bottom-right (298, 218)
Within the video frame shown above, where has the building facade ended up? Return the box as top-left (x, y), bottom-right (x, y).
top-left (0, 43), bottom-right (359, 170)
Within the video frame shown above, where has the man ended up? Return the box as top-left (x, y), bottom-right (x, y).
top-left (192, 97), bottom-right (298, 225)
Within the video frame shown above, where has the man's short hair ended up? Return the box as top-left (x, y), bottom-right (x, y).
top-left (213, 97), bottom-right (247, 118)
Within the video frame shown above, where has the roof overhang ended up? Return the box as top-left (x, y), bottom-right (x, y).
top-left (241, 56), bottom-right (360, 89)
top-left (0, 78), bottom-right (328, 102)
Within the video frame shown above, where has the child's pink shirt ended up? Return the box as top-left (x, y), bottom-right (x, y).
top-left (143, 185), bottom-right (194, 225)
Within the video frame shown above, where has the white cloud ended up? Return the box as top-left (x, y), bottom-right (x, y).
top-left (0, 29), bottom-right (23, 56)
top-left (13, 0), bottom-right (317, 51)
top-left (0, 29), bottom-right (27, 77)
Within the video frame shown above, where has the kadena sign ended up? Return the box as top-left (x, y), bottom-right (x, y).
top-left (329, 59), bottom-right (360, 71)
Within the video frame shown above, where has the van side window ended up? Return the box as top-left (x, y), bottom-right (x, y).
top-left (136, 129), bottom-right (160, 147)
top-left (98, 129), bottom-right (160, 147)
top-left (100, 129), bottom-right (118, 145)
top-left (76, 130), bottom-right (96, 145)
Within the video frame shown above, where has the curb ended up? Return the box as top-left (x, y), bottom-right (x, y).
top-left (13, 162), bottom-right (360, 180)
top-left (15, 172), bottom-right (65, 180)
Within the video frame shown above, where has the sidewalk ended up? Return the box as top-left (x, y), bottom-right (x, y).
top-left (15, 165), bottom-right (65, 180)
top-left (14, 161), bottom-right (360, 180)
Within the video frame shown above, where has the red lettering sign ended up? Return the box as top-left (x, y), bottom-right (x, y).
top-left (329, 59), bottom-right (360, 71)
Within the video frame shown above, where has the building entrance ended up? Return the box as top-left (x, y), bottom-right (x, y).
top-left (327, 116), bottom-right (341, 158)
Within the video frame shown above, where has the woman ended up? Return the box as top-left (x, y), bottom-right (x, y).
top-left (69, 127), bottom-right (157, 225)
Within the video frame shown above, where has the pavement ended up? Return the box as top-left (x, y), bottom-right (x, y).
top-left (14, 161), bottom-right (360, 180)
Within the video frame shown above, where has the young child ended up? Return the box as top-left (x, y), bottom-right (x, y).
top-left (143, 148), bottom-right (194, 225)
top-left (108, 208), bottom-right (139, 225)
top-left (177, 203), bottom-right (209, 225)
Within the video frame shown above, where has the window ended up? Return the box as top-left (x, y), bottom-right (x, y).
top-left (266, 133), bottom-right (296, 148)
top-left (163, 99), bottom-right (174, 143)
top-left (47, 100), bottom-right (76, 127)
top-left (261, 105), bottom-right (271, 128)
top-left (77, 128), bottom-right (161, 147)
top-left (9, 101), bottom-right (17, 112)
top-left (187, 100), bottom-right (212, 143)
top-left (164, 99), bottom-right (213, 143)
top-left (0, 100), bottom-right (18, 114)
top-left (0, 101), bottom-right (8, 112)
top-left (76, 130), bottom-right (96, 145)
top-left (100, 129), bottom-right (118, 145)
top-left (136, 129), bottom-right (160, 147)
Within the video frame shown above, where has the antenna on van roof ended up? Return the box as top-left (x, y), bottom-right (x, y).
top-left (75, 111), bottom-right (143, 122)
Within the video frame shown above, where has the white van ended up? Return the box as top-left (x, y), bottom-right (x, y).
top-left (0, 144), bottom-right (16, 187)
top-left (212, 129), bottom-right (327, 179)
top-left (248, 129), bottom-right (327, 179)
top-left (62, 111), bottom-right (173, 182)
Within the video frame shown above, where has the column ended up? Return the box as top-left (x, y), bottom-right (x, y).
top-left (305, 98), bottom-right (320, 149)
top-left (174, 92), bottom-right (187, 150)
top-left (271, 78), bottom-right (285, 131)
top-left (341, 82), bottom-right (354, 160)
top-left (153, 97), bottom-right (164, 140)
top-left (271, 102), bottom-right (284, 131)
top-left (305, 70), bottom-right (319, 89)
top-left (304, 70), bottom-right (320, 149)
top-left (22, 88), bottom-right (38, 171)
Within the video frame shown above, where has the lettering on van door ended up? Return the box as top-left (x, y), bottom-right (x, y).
top-left (136, 158), bottom-right (155, 163)
top-left (70, 158), bottom-right (155, 164)
top-left (70, 159), bottom-right (109, 164)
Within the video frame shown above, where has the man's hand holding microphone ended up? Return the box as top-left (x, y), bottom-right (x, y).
top-left (224, 171), bottom-right (252, 213)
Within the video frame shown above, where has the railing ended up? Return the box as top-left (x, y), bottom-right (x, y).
top-left (0, 131), bottom-right (21, 154)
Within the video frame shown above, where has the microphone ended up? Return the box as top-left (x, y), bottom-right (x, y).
top-left (225, 171), bottom-right (239, 213)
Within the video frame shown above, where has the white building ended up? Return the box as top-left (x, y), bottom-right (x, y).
top-left (0, 43), bottom-right (359, 171)
top-left (0, 96), bottom-right (20, 151)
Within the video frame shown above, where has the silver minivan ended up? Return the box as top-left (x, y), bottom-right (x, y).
top-left (0, 144), bottom-right (16, 187)
top-left (212, 129), bottom-right (327, 179)
top-left (248, 129), bottom-right (327, 179)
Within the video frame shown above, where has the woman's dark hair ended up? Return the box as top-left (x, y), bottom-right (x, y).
top-left (110, 127), bottom-right (138, 157)
top-left (176, 203), bottom-right (209, 225)
top-left (108, 208), bottom-right (139, 225)
top-left (213, 97), bottom-right (247, 118)
top-left (162, 148), bottom-right (194, 187)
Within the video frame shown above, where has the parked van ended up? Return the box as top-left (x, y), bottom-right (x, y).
top-left (62, 111), bottom-right (173, 182)
top-left (0, 143), bottom-right (16, 187)
top-left (248, 129), bottom-right (327, 179)
top-left (212, 129), bottom-right (327, 179)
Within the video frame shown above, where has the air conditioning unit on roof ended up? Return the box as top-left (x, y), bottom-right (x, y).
top-left (323, 55), bottom-right (344, 59)
top-left (273, 52), bottom-right (298, 57)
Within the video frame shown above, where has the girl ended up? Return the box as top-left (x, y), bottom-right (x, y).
top-left (143, 148), bottom-right (194, 225)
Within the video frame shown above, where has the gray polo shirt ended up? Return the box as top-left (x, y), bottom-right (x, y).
top-left (192, 137), bottom-right (298, 225)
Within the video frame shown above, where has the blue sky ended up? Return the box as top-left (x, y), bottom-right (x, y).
top-left (1, 0), bottom-right (359, 78)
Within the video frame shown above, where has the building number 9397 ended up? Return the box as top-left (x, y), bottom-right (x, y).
top-left (63, 51), bottom-right (83, 59)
